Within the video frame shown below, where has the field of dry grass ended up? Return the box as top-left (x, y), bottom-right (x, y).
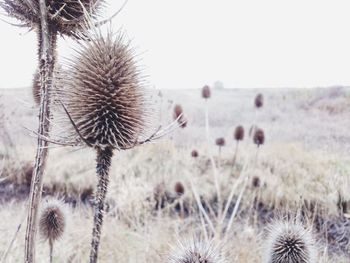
top-left (1, 86), bottom-right (350, 262)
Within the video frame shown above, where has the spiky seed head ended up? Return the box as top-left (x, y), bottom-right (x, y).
top-left (255, 93), bottom-right (264, 108)
top-left (234, 125), bottom-right (245, 141)
top-left (191, 150), bottom-right (199, 158)
top-left (60, 33), bottom-right (146, 150)
top-left (215, 137), bottom-right (225, 147)
top-left (264, 221), bottom-right (317, 263)
top-left (174, 182), bottom-right (185, 197)
top-left (202, 85), bottom-right (211, 99)
top-left (39, 199), bottom-right (67, 243)
top-left (253, 128), bottom-right (265, 146)
top-left (1, 0), bottom-right (104, 37)
top-left (168, 239), bottom-right (226, 263)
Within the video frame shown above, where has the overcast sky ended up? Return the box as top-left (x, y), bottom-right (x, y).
top-left (0, 0), bottom-right (350, 89)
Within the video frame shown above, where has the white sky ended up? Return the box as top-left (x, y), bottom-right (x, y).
top-left (1, 0), bottom-right (350, 89)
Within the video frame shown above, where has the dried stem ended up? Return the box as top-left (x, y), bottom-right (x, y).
top-left (49, 239), bottom-right (53, 263)
top-left (89, 147), bottom-right (113, 263)
top-left (24, 1), bottom-right (56, 262)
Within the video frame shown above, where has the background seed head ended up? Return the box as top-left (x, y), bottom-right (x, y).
top-left (1, 0), bottom-right (104, 37)
top-left (253, 128), bottom-right (265, 146)
top-left (174, 182), bottom-right (185, 197)
top-left (60, 32), bottom-right (147, 150)
top-left (264, 220), bottom-right (317, 263)
top-left (216, 137), bottom-right (225, 147)
top-left (255, 93), bottom-right (264, 108)
top-left (202, 85), bottom-right (211, 99)
top-left (191, 150), bottom-right (199, 158)
top-left (39, 199), bottom-right (67, 242)
top-left (234, 125), bottom-right (245, 141)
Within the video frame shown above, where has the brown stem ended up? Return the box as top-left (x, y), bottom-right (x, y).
top-left (89, 147), bottom-right (113, 263)
top-left (49, 239), bottom-right (53, 263)
top-left (24, 1), bottom-right (57, 262)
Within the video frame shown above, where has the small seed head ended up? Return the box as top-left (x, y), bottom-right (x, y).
top-left (202, 85), bottom-right (211, 99)
top-left (191, 150), bottom-right (199, 158)
top-left (253, 128), bottom-right (265, 146)
top-left (174, 182), bottom-right (185, 196)
top-left (234, 125), bottom-right (245, 141)
top-left (39, 199), bottom-right (67, 243)
top-left (255, 93), bottom-right (264, 108)
top-left (215, 137), bottom-right (225, 147)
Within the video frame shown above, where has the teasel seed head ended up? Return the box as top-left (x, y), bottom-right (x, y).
top-left (59, 32), bottom-right (147, 151)
top-left (168, 239), bottom-right (226, 263)
top-left (215, 137), bottom-right (225, 147)
top-left (39, 199), bottom-right (67, 243)
top-left (253, 128), bottom-right (265, 147)
top-left (174, 182), bottom-right (185, 197)
top-left (191, 150), bottom-right (199, 158)
top-left (202, 85), bottom-right (211, 99)
top-left (234, 125), bottom-right (245, 141)
top-left (255, 93), bottom-right (264, 108)
top-left (264, 220), bottom-right (317, 263)
top-left (252, 176), bottom-right (261, 188)
top-left (1, 0), bottom-right (104, 37)
top-left (173, 104), bottom-right (187, 128)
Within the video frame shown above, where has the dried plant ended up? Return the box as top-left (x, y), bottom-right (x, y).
top-left (255, 93), bottom-right (264, 108)
top-left (0, 0), bottom-right (104, 38)
top-left (215, 137), bottom-right (225, 156)
top-left (51, 31), bottom-right (178, 263)
top-left (168, 239), bottom-right (226, 263)
top-left (173, 104), bottom-right (187, 128)
top-left (234, 125), bottom-right (244, 141)
top-left (174, 182), bottom-right (185, 197)
top-left (253, 128), bottom-right (265, 147)
top-left (264, 220), bottom-right (317, 263)
top-left (191, 150), bottom-right (199, 158)
top-left (202, 85), bottom-right (211, 99)
top-left (39, 199), bottom-right (67, 263)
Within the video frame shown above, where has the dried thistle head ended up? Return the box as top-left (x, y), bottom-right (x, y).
top-left (168, 239), bottom-right (226, 263)
top-left (234, 125), bottom-right (244, 141)
top-left (191, 150), bottom-right (199, 158)
top-left (174, 182), bottom-right (185, 197)
top-left (1, 0), bottom-right (104, 37)
top-left (255, 93), bottom-right (264, 108)
top-left (215, 137), bottom-right (225, 147)
top-left (264, 220), bottom-right (317, 263)
top-left (253, 128), bottom-right (265, 146)
top-left (59, 32), bottom-right (147, 150)
top-left (39, 199), bottom-right (67, 243)
top-left (202, 85), bottom-right (211, 99)
top-left (173, 104), bottom-right (183, 120)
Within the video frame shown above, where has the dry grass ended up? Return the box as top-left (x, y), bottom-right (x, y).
top-left (0, 87), bottom-right (350, 262)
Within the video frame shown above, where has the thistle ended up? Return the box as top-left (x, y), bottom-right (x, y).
top-left (173, 104), bottom-right (187, 128)
top-left (215, 137), bottom-right (225, 156)
top-left (202, 85), bottom-right (211, 99)
top-left (264, 220), bottom-right (317, 263)
top-left (57, 31), bottom-right (150, 263)
top-left (233, 125), bottom-right (244, 165)
top-left (168, 239), bottom-right (226, 263)
top-left (174, 182), bottom-right (185, 197)
top-left (253, 128), bottom-right (265, 147)
top-left (0, 0), bottom-right (104, 38)
top-left (255, 93), bottom-right (264, 108)
top-left (191, 150), bottom-right (199, 158)
top-left (39, 199), bottom-right (67, 263)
